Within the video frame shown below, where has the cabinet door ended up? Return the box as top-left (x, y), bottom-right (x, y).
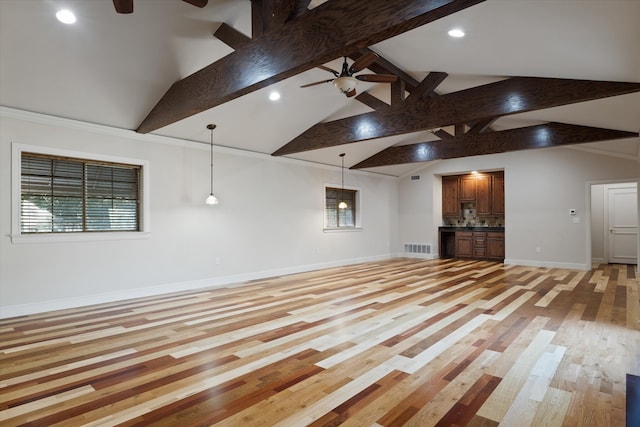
top-left (459, 175), bottom-right (477, 202)
top-left (442, 176), bottom-right (460, 217)
top-left (492, 172), bottom-right (505, 215)
top-left (487, 232), bottom-right (505, 259)
top-left (476, 174), bottom-right (492, 216)
top-left (456, 232), bottom-right (473, 257)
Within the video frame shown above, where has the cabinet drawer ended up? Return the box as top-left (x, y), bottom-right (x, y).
top-left (473, 233), bottom-right (486, 247)
top-left (474, 247), bottom-right (486, 257)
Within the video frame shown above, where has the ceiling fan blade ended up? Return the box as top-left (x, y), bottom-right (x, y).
top-left (349, 52), bottom-right (379, 74)
top-left (113, 0), bottom-right (133, 13)
top-left (356, 74), bottom-right (398, 83)
top-left (346, 89), bottom-right (357, 97)
top-left (182, 0), bottom-right (208, 6)
top-left (318, 65), bottom-right (340, 77)
top-left (300, 79), bottom-right (334, 88)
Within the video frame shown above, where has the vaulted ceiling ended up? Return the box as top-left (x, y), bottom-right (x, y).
top-left (1, 0), bottom-right (639, 177)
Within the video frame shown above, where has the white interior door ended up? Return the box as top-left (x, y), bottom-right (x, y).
top-left (608, 186), bottom-right (638, 264)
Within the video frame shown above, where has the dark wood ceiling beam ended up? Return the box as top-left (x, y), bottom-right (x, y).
top-left (406, 72), bottom-right (448, 103)
top-left (391, 79), bottom-right (406, 106)
top-left (434, 129), bottom-right (454, 140)
top-left (467, 117), bottom-right (498, 134)
top-left (113, 0), bottom-right (133, 14)
top-left (251, 0), bottom-right (297, 38)
top-left (288, 0), bottom-right (312, 21)
top-left (355, 92), bottom-right (391, 111)
top-left (183, 0), bottom-right (208, 7)
top-left (351, 123), bottom-right (638, 168)
top-left (213, 23), bottom-right (251, 50)
top-left (136, 0), bottom-right (485, 133)
top-left (272, 78), bottom-right (640, 155)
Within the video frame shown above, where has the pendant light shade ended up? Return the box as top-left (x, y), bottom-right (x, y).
top-left (205, 124), bottom-right (219, 205)
top-left (338, 153), bottom-right (347, 209)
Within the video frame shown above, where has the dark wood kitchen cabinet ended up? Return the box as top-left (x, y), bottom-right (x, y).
top-left (476, 174), bottom-right (492, 216)
top-left (491, 172), bottom-right (505, 215)
top-left (476, 171), bottom-right (504, 217)
top-left (442, 176), bottom-right (461, 217)
top-left (440, 228), bottom-right (504, 261)
top-left (487, 232), bottom-right (505, 259)
top-left (459, 175), bottom-right (477, 202)
top-left (442, 171), bottom-right (504, 218)
top-left (455, 231), bottom-right (473, 257)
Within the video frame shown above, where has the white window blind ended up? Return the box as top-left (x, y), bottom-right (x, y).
top-left (21, 153), bottom-right (140, 233)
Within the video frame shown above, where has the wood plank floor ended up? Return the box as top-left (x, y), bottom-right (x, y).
top-left (1, 259), bottom-right (639, 426)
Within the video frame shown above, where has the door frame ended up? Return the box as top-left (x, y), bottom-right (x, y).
top-left (586, 178), bottom-right (640, 269)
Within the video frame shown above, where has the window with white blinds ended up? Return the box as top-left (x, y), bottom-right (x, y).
top-left (325, 187), bottom-right (357, 228)
top-left (20, 152), bottom-right (141, 233)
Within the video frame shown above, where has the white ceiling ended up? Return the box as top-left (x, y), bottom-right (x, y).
top-left (1, 0), bottom-right (639, 177)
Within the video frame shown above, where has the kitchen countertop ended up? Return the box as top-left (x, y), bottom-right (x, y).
top-left (438, 226), bottom-right (505, 232)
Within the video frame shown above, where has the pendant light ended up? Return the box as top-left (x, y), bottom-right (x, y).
top-left (338, 153), bottom-right (347, 209)
top-left (205, 124), bottom-right (219, 205)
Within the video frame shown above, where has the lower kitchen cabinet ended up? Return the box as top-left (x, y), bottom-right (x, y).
top-left (441, 228), bottom-right (504, 261)
top-left (487, 232), bottom-right (505, 259)
top-left (455, 232), bottom-right (473, 258)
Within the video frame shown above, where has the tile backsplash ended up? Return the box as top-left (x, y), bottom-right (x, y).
top-left (444, 202), bottom-right (504, 227)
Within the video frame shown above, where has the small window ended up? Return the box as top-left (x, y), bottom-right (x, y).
top-left (325, 187), bottom-right (357, 228)
top-left (20, 152), bottom-right (141, 233)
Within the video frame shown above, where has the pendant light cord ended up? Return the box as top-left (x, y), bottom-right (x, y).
top-left (208, 124), bottom-right (216, 195)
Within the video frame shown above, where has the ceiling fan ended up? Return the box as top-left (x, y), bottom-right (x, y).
top-left (301, 52), bottom-right (397, 97)
top-left (112, 0), bottom-right (208, 14)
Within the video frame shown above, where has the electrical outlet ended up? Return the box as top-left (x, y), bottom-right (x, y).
top-left (569, 209), bottom-right (576, 216)
top-left (535, 247), bottom-right (541, 253)
top-left (215, 257), bottom-right (221, 265)
top-left (573, 217), bottom-right (580, 223)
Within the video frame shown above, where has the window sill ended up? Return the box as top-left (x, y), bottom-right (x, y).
top-left (323, 227), bottom-right (363, 233)
top-left (10, 232), bottom-right (151, 244)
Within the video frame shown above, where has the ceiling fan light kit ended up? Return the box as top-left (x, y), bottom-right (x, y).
top-left (333, 77), bottom-right (358, 95)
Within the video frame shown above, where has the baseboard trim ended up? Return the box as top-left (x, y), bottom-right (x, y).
top-left (504, 258), bottom-right (590, 271)
top-left (0, 254), bottom-right (392, 319)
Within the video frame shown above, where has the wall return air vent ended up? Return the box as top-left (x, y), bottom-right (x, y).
top-left (404, 243), bottom-right (431, 255)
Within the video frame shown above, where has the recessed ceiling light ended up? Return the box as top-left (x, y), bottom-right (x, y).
top-left (448, 28), bottom-right (465, 38)
top-left (56, 9), bottom-right (76, 24)
top-left (269, 91), bottom-right (281, 101)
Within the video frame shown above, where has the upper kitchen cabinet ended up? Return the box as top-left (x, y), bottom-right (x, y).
top-left (442, 171), bottom-right (505, 220)
top-left (477, 171), bottom-right (504, 217)
top-left (476, 174), bottom-right (492, 216)
top-left (459, 175), bottom-right (477, 202)
top-left (491, 172), bottom-right (505, 215)
top-left (442, 176), bottom-right (461, 217)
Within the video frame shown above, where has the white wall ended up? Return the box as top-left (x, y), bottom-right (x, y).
top-left (591, 184), bottom-right (606, 262)
top-left (0, 111), bottom-right (399, 317)
top-left (398, 148), bottom-right (640, 270)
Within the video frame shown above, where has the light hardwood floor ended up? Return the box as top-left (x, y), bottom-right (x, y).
top-left (1, 259), bottom-right (639, 426)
